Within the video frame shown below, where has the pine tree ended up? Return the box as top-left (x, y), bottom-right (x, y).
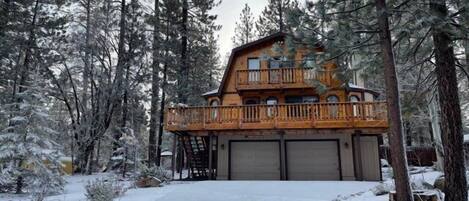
top-left (0, 72), bottom-right (64, 195)
top-left (375, 0), bottom-right (413, 200)
top-left (430, 0), bottom-right (468, 200)
top-left (285, 0), bottom-right (414, 199)
top-left (256, 0), bottom-right (298, 37)
top-left (232, 3), bottom-right (256, 47)
top-left (176, 0), bottom-right (221, 105)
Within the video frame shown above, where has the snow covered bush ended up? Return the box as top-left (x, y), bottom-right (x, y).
top-left (371, 182), bottom-right (394, 196)
top-left (137, 165), bottom-right (172, 183)
top-left (0, 73), bottom-right (64, 194)
top-left (85, 178), bottom-right (126, 201)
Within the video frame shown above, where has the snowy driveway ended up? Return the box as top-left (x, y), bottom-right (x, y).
top-left (0, 175), bottom-right (388, 201)
top-left (122, 180), bottom-right (386, 201)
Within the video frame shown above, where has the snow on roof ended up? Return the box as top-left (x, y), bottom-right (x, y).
top-left (347, 83), bottom-right (366, 89)
top-left (161, 151), bottom-right (172, 156)
top-left (202, 89), bottom-right (218, 96)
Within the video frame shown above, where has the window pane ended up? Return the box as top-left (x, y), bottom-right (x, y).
top-left (285, 96), bottom-right (303, 104)
top-left (248, 58), bottom-right (260, 70)
top-left (303, 96), bottom-right (319, 103)
top-left (327, 95), bottom-right (339, 103)
top-left (349, 96), bottom-right (360, 102)
top-left (210, 100), bottom-right (219, 106)
top-left (266, 97), bottom-right (278, 105)
top-left (269, 59), bottom-right (281, 69)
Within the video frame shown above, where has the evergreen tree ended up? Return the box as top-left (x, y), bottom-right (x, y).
top-left (256, 0), bottom-right (298, 37)
top-left (430, 0), bottom-right (468, 200)
top-left (232, 3), bottom-right (256, 47)
top-left (0, 72), bottom-right (64, 195)
top-left (176, 0), bottom-right (221, 105)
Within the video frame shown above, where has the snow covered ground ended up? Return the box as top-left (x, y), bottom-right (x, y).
top-left (0, 167), bottom-right (446, 201)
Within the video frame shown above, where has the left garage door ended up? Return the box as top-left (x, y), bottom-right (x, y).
top-left (230, 141), bottom-right (280, 180)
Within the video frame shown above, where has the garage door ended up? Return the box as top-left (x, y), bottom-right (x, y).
top-left (286, 140), bottom-right (341, 180)
top-left (230, 141), bottom-right (280, 180)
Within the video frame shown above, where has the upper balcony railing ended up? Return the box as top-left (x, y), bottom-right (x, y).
top-left (165, 101), bottom-right (388, 132)
top-left (236, 67), bottom-right (335, 90)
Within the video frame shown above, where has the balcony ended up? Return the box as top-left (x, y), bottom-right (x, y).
top-left (236, 68), bottom-right (335, 91)
top-left (165, 102), bottom-right (388, 132)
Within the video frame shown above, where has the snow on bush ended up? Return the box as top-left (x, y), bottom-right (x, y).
top-left (371, 182), bottom-right (394, 196)
top-left (85, 178), bottom-right (126, 201)
top-left (137, 165), bottom-right (171, 183)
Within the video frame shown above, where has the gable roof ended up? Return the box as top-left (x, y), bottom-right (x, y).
top-left (208, 32), bottom-right (288, 97)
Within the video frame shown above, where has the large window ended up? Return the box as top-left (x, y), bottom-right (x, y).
top-left (285, 96), bottom-right (319, 119)
top-left (285, 96), bottom-right (319, 104)
top-left (248, 58), bottom-right (260, 70)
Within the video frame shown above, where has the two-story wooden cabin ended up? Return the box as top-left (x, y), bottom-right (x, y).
top-left (165, 32), bottom-right (388, 181)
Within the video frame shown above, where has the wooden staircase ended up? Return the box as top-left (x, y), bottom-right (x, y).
top-left (181, 136), bottom-right (209, 179)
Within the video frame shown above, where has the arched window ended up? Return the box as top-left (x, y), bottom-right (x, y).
top-left (327, 95), bottom-right (339, 118)
top-left (327, 95), bottom-right (339, 103)
top-left (266, 97), bottom-right (278, 117)
top-left (349, 95), bottom-right (360, 102)
top-left (349, 95), bottom-right (360, 117)
top-left (210, 100), bottom-right (219, 120)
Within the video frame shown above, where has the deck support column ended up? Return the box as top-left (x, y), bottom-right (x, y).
top-left (208, 133), bottom-right (214, 180)
top-left (171, 133), bottom-right (177, 180)
top-left (279, 131), bottom-right (286, 180)
top-left (355, 130), bottom-right (363, 181)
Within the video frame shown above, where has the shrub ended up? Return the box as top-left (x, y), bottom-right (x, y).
top-left (85, 178), bottom-right (126, 201)
top-left (372, 182), bottom-right (394, 196)
top-left (137, 165), bottom-right (171, 183)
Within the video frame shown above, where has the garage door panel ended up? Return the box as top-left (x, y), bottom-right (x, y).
top-left (286, 141), bottom-right (340, 180)
top-left (230, 141), bottom-right (280, 180)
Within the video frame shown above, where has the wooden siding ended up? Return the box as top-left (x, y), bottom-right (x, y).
top-left (165, 101), bottom-right (388, 132)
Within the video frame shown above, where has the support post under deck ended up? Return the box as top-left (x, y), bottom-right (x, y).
top-left (208, 133), bottom-right (214, 180)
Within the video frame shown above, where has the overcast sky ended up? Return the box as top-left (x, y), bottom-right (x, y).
top-left (211, 0), bottom-right (267, 58)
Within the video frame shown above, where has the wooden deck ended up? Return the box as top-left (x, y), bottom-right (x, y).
top-left (165, 102), bottom-right (388, 132)
top-left (236, 68), bottom-right (337, 90)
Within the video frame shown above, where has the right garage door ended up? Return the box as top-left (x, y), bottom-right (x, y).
top-left (286, 140), bottom-right (341, 180)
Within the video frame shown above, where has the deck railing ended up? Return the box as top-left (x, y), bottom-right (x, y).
top-left (165, 102), bottom-right (388, 131)
top-left (236, 68), bottom-right (334, 89)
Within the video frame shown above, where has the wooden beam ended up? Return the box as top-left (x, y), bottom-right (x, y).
top-left (279, 131), bottom-right (286, 180)
top-left (171, 134), bottom-right (177, 180)
top-left (208, 134), bottom-right (214, 180)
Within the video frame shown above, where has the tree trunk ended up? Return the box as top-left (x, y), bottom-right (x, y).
top-left (155, 52), bottom-right (168, 167)
top-left (82, 0), bottom-right (91, 111)
top-left (428, 94), bottom-right (444, 171)
top-left (148, 0), bottom-right (160, 166)
top-left (375, 0), bottom-right (413, 201)
top-left (111, 0), bottom-right (127, 155)
top-left (178, 0), bottom-right (188, 104)
top-left (430, 1), bottom-right (468, 201)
